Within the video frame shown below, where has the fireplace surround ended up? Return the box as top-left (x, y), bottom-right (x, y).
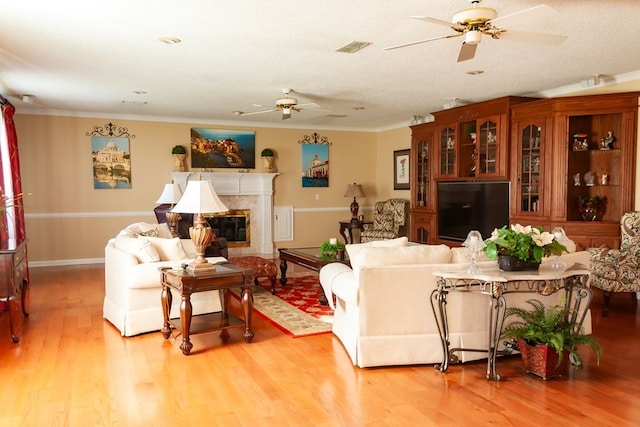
top-left (171, 172), bottom-right (278, 255)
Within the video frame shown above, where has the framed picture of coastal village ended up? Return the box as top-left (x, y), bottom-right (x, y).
top-left (190, 128), bottom-right (256, 169)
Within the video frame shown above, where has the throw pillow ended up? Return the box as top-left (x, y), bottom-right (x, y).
top-left (114, 236), bottom-right (160, 263)
top-left (120, 222), bottom-right (173, 239)
top-left (139, 236), bottom-right (187, 261)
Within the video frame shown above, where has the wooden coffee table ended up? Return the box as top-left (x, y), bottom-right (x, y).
top-left (278, 247), bottom-right (351, 305)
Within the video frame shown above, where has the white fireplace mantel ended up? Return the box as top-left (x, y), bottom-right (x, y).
top-left (171, 172), bottom-right (279, 254)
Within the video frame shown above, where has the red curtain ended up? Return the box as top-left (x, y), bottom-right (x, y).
top-left (1, 102), bottom-right (27, 244)
top-left (1, 99), bottom-right (28, 284)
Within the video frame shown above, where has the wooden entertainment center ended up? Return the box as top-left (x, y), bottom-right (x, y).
top-left (409, 92), bottom-right (639, 250)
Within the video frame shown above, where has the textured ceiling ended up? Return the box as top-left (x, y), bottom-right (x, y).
top-left (1, 0), bottom-right (639, 131)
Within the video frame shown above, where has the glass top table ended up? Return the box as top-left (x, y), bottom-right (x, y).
top-left (278, 247), bottom-right (350, 305)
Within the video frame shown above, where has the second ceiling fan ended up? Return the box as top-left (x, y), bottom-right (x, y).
top-left (385, 0), bottom-right (567, 62)
top-left (239, 89), bottom-right (326, 120)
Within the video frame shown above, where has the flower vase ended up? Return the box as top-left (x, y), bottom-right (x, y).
top-left (579, 205), bottom-right (599, 221)
top-left (498, 255), bottom-right (540, 271)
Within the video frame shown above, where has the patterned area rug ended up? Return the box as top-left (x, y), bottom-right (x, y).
top-left (234, 272), bottom-right (333, 338)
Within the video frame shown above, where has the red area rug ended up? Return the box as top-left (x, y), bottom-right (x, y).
top-left (238, 272), bottom-right (334, 338)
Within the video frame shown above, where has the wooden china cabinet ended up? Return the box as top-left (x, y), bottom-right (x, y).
top-left (409, 97), bottom-right (534, 243)
top-left (409, 92), bottom-right (638, 248)
top-left (409, 122), bottom-right (434, 243)
top-left (510, 92), bottom-right (639, 250)
top-left (432, 96), bottom-right (535, 181)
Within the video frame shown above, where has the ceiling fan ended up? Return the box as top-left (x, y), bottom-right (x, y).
top-left (237, 89), bottom-right (326, 120)
top-left (384, 0), bottom-right (567, 62)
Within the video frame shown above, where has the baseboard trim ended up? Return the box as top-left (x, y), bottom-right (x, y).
top-left (29, 258), bottom-right (105, 268)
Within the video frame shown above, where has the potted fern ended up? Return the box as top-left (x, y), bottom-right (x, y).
top-left (502, 299), bottom-right (602, 380)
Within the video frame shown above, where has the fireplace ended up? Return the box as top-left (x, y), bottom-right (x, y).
top-left (205, 209), bottom-right (250, 247)
top-left (171, 172), bottom-right (278, 255)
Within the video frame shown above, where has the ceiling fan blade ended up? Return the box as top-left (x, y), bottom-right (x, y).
top-left (384, 33), bottom-right (462, 50)
top-left (489, 4), bottom-right (558, 27)
top-left (457, 42), bottom-right (477, 62)
top-left (296, 102), bottom-right (321, 108)
top-left (499, 29), bottom-right (567, 45)
top-left (240, 109), bottom-right (277, 116)
top-left (412, 16), bottom-right (466, 32)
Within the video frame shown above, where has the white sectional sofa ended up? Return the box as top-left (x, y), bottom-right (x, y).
top-left (319, 237), bottom-right (592, 368)
top-left (103, 222), bottom-right (225, 337)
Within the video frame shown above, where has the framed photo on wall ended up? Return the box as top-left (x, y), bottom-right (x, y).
top-left (393, 149), bottom-right (410, 190)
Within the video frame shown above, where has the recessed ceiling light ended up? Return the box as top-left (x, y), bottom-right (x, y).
top-left (467, 70), bottom-right (484, 75)
top-left (353, 106), bottom-right (365, 111)
top-left (159, 37), bottom-right (181, 45)
top-left (133, 90), bottom-right (147, 95)
top-left (336, 41), bottom-right (371, 53)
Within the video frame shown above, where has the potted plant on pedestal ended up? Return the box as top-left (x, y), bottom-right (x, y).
top-left (172, 145), bottom-right (187, 172)
top-left (261, 148), bottom-right (276, 172)
top-left (502, 299), bottom-right (602, 380)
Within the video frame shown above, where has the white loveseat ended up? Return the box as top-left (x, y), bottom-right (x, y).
top-left (319, 237), bottom-right (592, 368)
top-left (103, 222), bottom-right (225, 336)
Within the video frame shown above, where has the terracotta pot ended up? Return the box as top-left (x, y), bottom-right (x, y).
top-left (498, 255), bottom-right (540, 271)
top-left (517, 338), bottom-right (570, 380)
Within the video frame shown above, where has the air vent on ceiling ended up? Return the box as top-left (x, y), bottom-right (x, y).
top-left (327, 114), bottom-right (348, 118)
top-left (336, 41), bottom-right (371, 53)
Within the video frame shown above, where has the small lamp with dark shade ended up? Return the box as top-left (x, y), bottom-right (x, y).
top-left (156, 183), bottom-right (183, 237)
top-left (171, 180), bottom-right (229, 273)
top-left (344, 182), bottom-right (365, 221)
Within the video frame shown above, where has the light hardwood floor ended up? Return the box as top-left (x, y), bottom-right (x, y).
top-left (1, 264), bottom-right (639, 426)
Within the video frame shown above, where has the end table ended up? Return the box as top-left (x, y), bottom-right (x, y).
top-left (160, 264), bottom-right (255, 355)
top-left (339, 220), bottom-right (372, 244)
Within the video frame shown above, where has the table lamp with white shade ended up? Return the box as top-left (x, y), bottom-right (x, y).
top-left (155, 183), bottom-right (183, 237)
top-left (171, 180), bottom-right (229, 273)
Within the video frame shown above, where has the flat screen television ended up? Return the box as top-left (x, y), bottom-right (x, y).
top-left (437, 181), bottom-right (510, 242)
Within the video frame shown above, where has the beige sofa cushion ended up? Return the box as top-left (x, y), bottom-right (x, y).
top-left (350, 244), bottom-right (452, 272)
top-left (139, 236), bottom-right (187, 261)
top-left (346, 236), bottom-right (408, 263)
top-left (114, 236), bottom-right (160, 263)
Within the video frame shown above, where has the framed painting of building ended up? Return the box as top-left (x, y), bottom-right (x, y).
top-left (301, 143), bottom-right (329, 188)
top-left (92, 137), bottom-right (131, 189)
top-left (190, 128), bottom-right (256, 169)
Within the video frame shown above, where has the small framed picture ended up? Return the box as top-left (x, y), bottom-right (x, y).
top-left (393, 149), bottom-right (410, 190)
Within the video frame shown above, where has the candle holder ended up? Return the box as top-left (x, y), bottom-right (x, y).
top-left (462, 230), bottom-right (486, 274)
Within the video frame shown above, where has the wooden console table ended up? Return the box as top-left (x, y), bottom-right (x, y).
top-left (160, 264), bottom-right (255, 355)
top-left (0, 239), bottom-right (29, 343)
top-left (432, 263), bottom-right (592, 380)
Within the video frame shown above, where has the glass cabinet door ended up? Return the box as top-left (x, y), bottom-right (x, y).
top-left (439, 126), bottom-right (456, 176)
top-left (519, 124), bottom-right (542, 213)
top-left (477, 119), bottom-right (498, 175)
top-left (416, 140), bottom-right (429, 207)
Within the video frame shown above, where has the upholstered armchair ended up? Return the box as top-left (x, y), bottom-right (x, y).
top-left (588, 211), bottom-right (640, 316)
top-left (360, 198), bottom-right (409, 243)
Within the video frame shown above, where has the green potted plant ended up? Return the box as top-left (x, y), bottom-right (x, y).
top-left (171, 145), bottom-right (187, 172)
top-left (320, 239), bottom-right (346, 260)
top-left (502, 299), bottom-right (602, 379)
top-left (483, 224), bottom-right (568, 270)
top-left (464, 122), bottom-right (476, 141)
top-left (261, 148), bottom-right (276, 171)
